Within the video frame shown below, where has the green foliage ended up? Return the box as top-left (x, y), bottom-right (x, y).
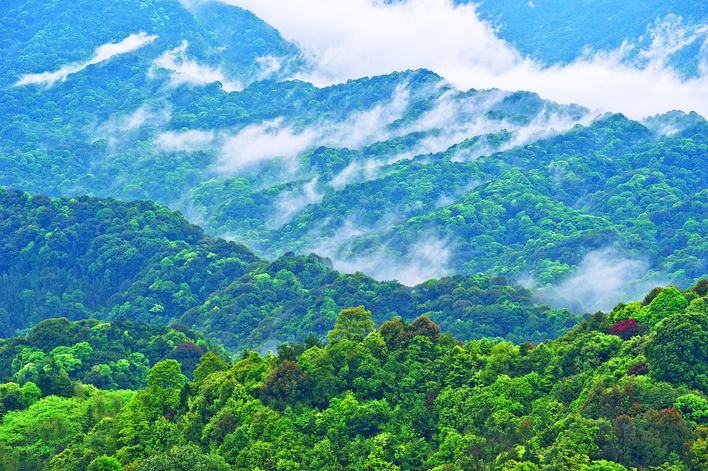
top-left (645, 310), bottom-right (708, 391)
top-left (0, 317), bottom-right (226, 395)
top-left (147, 360), bottom-right (185, 391)
top-left (474, 0), bottom-right (708, 76)
top-left (4, 9), bottom-right (707, 301)
top-left (2, 281), bottom-right (706, 470)
top-left (328, 306), bottom-right (376, 342)
top-left (3, 2), bottom-right (708, 469)
top-left (245, 114), bottom-right (708, 298)
top-left (0, 389), bottom-right (131, 470)
top-left (675, 394), bottom-right (708, 428)
top-left (0, 190), bottom-right (260, 338)
top-left (635, 286), bottom-right (689, 327)
top-left (87, 455), bottom-right (121, 471)
top-left (0, 191), bottom-right (580, 352)
top-left (1, 0), bottom-right (707, 313)
top-left (137, 443), bottom-right (230, 471)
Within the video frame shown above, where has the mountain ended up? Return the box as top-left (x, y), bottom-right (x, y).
top-left (472, 0), bottom-right (708, 76)
top-left (0, 190), bottom-right (579, 351)
top-left (2, 0), bottom-right (708, 313)
top-left (249, 112), bottom-right (708, 311)
top-left (5, 2), bottom-right (708, 470)
top-left (0, 0), bottom-right (303, 88)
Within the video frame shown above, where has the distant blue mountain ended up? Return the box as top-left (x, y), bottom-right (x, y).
top-left (471, 0), bottom-right (708, 75)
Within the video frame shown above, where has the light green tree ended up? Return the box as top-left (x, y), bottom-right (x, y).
top-left (147, 360), bottom-right (185, 391)
top-left (328, 306), bottom-right (375, 342)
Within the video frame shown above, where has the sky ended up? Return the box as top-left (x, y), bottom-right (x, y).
top-left (223, 0), bottom-right (708, 120)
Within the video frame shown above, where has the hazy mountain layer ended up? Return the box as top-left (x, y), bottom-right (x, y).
top-left (2, 0), bottom-right (708, 316)
top-left (0, 0), bottom-right (303, 88)
top-left (473, 0), bottom-right (708, 76)
top-left (0, 190), bottom-right (579, 350)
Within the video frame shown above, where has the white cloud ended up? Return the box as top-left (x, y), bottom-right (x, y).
top-left (214, 76), bottom-right (593, 189)
top-left (153, 41), bottom-right (243, 91)
top-left (330, 82), bottom-right (411, 148)
top-left (216, 83), bottom-right (412, 172)
top-left (91, 105), bottom-right (171, 145)
top-left (536, 248), bottom-right (667, 314)
top-left (325, 229), bottom-right (453, 286)
top-left (223, 0), bottom-right (708, 119)
top-left (15, 32), bottom-right (157, 87)
top-left (217, 118), bottom-right (319, 171)
top-left (639, 15), bottom-right (708, 67)
top-left (267, 178), bottom-right (324, 228)
top-left (155, 129), bottom-right (216, 151)
top-left (396, 88), bottom-right (594, 161)
top-left (330, 159), bottom-right (382, 188)
top-left (298, 211), bottom-right (452, 285)
top-left (255, 55), bottom-right (284, 80)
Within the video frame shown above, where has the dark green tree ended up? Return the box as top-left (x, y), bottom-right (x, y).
top-left (645, 312), bottom-right (708, 391)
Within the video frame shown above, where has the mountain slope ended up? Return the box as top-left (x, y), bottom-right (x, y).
top-left (2, 0), bottom-right (708, 314)
top-left (0, 0), bottom-right (302, 88)
top-left (245, 113), bottom-right (708, 311)
top-left (6, 280), bottom-right (707, 470)
top-left (473, 0), bottom-right (708, 76)
top-left (0, 190), bottom-right (579, 350)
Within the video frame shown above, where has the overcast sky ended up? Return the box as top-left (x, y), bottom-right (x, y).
top-left (224, 0), bottom-right (708, 120)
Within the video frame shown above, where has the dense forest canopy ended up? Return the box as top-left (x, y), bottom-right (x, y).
top-left (0, 189), bottom-right (578, 350)
top-left (4, 0), bottom-right (706, 304)
top-left (0, 282), bottom-right (707, 470)
top-left (3, 0), bottom-right (708, 469)
top-left (471, 0), bottom-right (708, 74)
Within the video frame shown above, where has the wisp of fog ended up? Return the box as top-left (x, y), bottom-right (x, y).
top-left (15, 32), bottom-right (157, 87)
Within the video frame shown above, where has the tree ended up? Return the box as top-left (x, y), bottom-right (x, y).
top-left (409, 315), bottom-right (441, 343)
top-left (328, 306), bottom-right (375, 342)
top-left (137, 443), bottom-right (230, 471)
top-left (607, 319), bottom-right (639, 340)
top-left (642, 408), bottom-right (691, 460)
top-left (87, 455), bottom-right (121, 471)
top-left (612, 415), bottom-right (636, 467)
top-left (379, 318), bottom-right (411, 351)
top-left (147, 360), bottom-right (185, 392)
top-left (193, 352), bottom-right (229, 386)
top-left (636, 286), bottom-right (688, 327)
top-left (644, 312), bottom-right (708, 391)
top-left (145, 360), bottom-right (186, 417)
top-left (304, 332), bottom-right (325, 349)
top-left (675, 394), bottom-right (708, 427)
top-left (579, 460), bottom-right (628, 470)
top-left (166, 342), bottom-right (205, 379)
top-left (261, 360), bottom-right (312, 410)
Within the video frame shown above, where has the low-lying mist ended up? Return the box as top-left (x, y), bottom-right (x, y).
top-left (152, 40), bottom-right (243, 92)
top-left (533, 248), bottom-right (669, 315)
top-left (223, 0), bottom-right (708, 119)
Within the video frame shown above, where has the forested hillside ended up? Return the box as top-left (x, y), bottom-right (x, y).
top-left (1, 282), bottom-right (707, 470)
top-left (0, 317), bottom-right (229, 392)
top-left (3, 0), bottom-right (708, 469)
top-left (0, 0), bottom-right (302, 88)
top-left (472, 0), bottom-right (708, 74)
top-left (0, 189), bottom-right (578, 350)
top-left (254, 113), bottom-right (708, 310)
top-left (3, 0), bottom-right (707, 306)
